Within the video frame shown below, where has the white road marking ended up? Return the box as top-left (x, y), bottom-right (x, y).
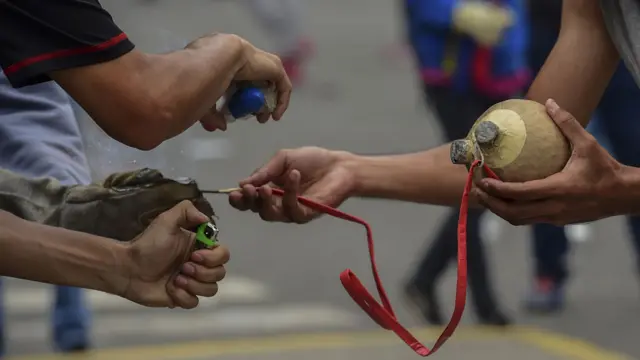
top-left (6, 303), bottom-right (360, 343)
top-left (4, 276), bottom-right (270, 315)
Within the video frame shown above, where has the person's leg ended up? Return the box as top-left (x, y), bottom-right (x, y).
top-left (525, 223), bottom-right (570, 313)
top-left (406, 207), bottom-right (459, 325)
top-left (405, 86), bottom-right (509, 326)
top-left (598, 64), bottom-right (640, 280)
top-left (0, 71), bottom-right (92, 352)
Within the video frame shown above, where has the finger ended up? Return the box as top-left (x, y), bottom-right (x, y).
top-left (239, 150), bottom-right (288, 186)
top-left (175, 276), bottom-right (220, 298)
top-left (256, 112), bottom-right (270, 124)
top-left (239, 184), bottom-right (263, 213)
top-left (257, 185), bottom-right (287, 222)
top-left (282, 170), bottom-right (306, 223)
top-left (546, 98), bottom-right (592, 147)
top-left (476, 189), bottom-right (554, 225)
top-left (158, 200), bottom-right (209, 231)
top-left (228, 191), bottom-right (250, 211)
top-left (200, 111), bottom-right (227, 132)
top-left (478, 173), bottom-right (568, 201)
top-left (273, 73), bottom-right (292, 120)
top-left (191, 245), bottom-right (231, 268)
top-left (168, 278), bottom-right (199, 309)
top-left (181, 262), bottom-right (227, 283)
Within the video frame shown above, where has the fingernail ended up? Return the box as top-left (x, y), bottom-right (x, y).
top-left (175, 275), bottom-right (189, 287)
top-left (546, 98), bottom-right (559, 112)
top-left (191, 252), bottom-right (204, 263)
top-left (182, 263), bottom-right (196, 275)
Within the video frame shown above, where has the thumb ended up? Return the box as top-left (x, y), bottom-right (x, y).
top-left (240, 151), bottom-right (288, 187)
top-left (546, 98), bottom-right (592, 148)
top-left (160, 200), bottom-right (210, 230)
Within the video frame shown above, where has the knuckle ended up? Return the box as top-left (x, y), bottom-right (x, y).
top-left (275, 148), bottom-right (290, 159)
top-left (272, 54), bottom-right (283, 67)
top-left (582, 134), bottom-right (599, 150)
top-left (553, 109), bottom-right (575, 125)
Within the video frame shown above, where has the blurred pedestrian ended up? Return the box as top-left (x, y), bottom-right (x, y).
top-left (243, 0), bottom-right (313, 86)
top-left (399, 0), bottom-right (529, 326)
top-left (0, 71), bottom-right (91, 355)
top-left (526, 0), bottom-right (640, 313)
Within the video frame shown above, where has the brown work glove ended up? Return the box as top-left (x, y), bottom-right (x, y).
top-left (0, 168), bottom-right (215, 241)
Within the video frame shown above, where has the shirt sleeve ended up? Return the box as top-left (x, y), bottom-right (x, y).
top-left (0, 0), bottom-right (135, 88)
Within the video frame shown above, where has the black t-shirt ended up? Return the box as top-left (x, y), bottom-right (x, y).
top-left (0, 0), bottom-right (135, 88)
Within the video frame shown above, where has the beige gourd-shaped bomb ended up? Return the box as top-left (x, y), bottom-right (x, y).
top-left (450, 99), bottom-right (571, 182)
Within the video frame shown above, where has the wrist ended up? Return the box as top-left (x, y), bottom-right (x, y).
top-left (617, 165), bottom-right (640, 215)
top-left (187, 33), bottom-right (246, 77)
top-left (106, 242), bottom-right (135, 299)
top-left (338, 151), bottom-right (371, 198)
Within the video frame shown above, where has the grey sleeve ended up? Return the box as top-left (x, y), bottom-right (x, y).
top-left (600, 0), bottom-right (640, 87)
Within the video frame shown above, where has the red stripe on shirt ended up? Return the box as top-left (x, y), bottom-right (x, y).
top-left (4, 32), bottom-right (129, 75)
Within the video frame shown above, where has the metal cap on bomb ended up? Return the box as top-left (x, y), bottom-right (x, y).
top-left (227, 87), bottom-right (266, 119)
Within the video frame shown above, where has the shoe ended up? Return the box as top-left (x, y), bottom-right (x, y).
top-left (53, 327), bottom-right (90, 353)
top-left (403, 282), bottom-right (444, 325)
top-left (524, 277), bottom-right (565, 314)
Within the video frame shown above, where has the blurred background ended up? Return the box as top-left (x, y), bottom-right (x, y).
top-left (2, 0), bottom-right (640, 359)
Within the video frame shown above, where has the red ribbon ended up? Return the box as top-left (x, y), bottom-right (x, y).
top-left (267, 159), bottom-right (499, 356)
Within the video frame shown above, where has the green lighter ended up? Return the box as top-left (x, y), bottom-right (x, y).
top-left (193, 222), bottom-right (219, 249)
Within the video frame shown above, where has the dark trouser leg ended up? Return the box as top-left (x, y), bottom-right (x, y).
top-left (412, 208), bottom-right (459, 291)
top-left (597, 64), bottom-right (640, 278)
top-left (531, 224), bottom-right (569, 285)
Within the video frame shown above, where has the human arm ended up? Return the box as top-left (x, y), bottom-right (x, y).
top-left (0, 0), bottom-right (291, 151)
top-left (0, 200), bottom-right (230, 309)
top-left (525, 0), bottom-right (619, 125)
top-left (229, 0), bottom-right (624, 222)
top-left (0, 209), bottom-right (131, 293)
top-left (347, 0), bottom-right (620, 204)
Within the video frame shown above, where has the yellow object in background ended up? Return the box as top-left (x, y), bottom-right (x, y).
top-left (452, 1), bottom-right (514, 46)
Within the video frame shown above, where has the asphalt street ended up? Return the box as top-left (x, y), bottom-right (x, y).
top-left (2, 1), bottom-right (640, 359)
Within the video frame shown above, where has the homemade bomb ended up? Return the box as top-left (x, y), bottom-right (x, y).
top-left (450, 99), bottom-right (571, 182)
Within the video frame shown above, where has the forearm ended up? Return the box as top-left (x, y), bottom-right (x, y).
top-left (526, 0), bottom-right (619, 125)
top-left (53, 33), bottom-right (246, 150)
top-left (346, 144), bottom-right (476, 206)
top-left (0, 210), bottom-right (131, 295)
top-left (141, 34), bottom-right (246, 140)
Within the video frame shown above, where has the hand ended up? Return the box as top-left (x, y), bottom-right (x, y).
top-left (229, 147), bottom-right (356, 223)
top-left (122, 200), bottom-right (230, 309)
top-left (475, 99), bottom-right (632, 226)
top-left (195, 34), bottom-right (291, 132)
